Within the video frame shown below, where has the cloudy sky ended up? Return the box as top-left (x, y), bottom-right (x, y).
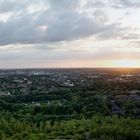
top-left (0, 0), bottom-right (140, 68)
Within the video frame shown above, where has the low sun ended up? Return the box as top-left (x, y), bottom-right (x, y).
top-left (94, 59), bottom-right (140, 68)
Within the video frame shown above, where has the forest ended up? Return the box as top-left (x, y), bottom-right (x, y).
top-left (0, 68), bottom-right (140, 139)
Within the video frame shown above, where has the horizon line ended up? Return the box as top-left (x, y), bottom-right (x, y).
top-left (0, 67), bottom-right (140, 70)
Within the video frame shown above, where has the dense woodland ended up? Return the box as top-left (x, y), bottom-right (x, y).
top-left (0, 69), bottom-right (140, 139)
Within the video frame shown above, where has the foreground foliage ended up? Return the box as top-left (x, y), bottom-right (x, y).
top-left (0, 114), bottom-right (140, 140)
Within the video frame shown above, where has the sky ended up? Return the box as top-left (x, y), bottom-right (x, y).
top-left (0, 0), bottom-right (140, 68)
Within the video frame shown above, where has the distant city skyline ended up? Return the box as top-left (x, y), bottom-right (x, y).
top-left (0, 0), bottom-right (140, 68)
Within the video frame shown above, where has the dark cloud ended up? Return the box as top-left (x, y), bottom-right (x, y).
top-left (110, 0), bottom-right (140, 8)
top-left (85, 0), bottom-right (106, 8)
top-left (0, 0), bottom-right (129, 46)
top-left (85, 0), bottom-right (140, 9)
top-left (0, 0), bottom-right (29, 13)
top-left (47, 0), bottom-right (80, 10)
top-left (45, 10), bottom-right (118, 42)
top-left (0, 0), bottom-right (139, 51)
